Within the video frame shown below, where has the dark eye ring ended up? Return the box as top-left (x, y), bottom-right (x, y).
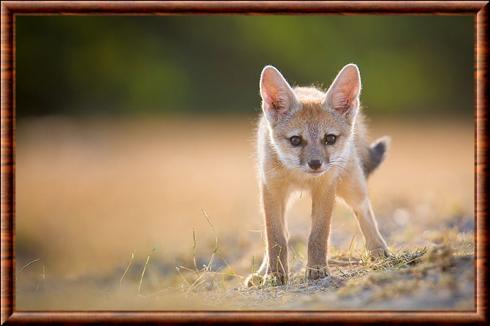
top-left (289, 136), bottom-right (302, 147)
top-left (324, 134), bottom-right (337, 145)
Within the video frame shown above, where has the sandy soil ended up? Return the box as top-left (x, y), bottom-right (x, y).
top-left (15, 116), bottom-right (474, 310)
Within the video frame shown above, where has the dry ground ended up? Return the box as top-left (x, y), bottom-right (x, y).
top-left (15, 116), bottom-right (474, 310)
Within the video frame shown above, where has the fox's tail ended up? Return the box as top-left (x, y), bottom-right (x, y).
top-left (363, 136), bottom-right (390, 177)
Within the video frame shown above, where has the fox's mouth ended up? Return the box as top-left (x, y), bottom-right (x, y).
top-left (305, 169), bottom-right (326, 176)
top-left (303, 164), bottom-right (337, 175)
top-left (309, 170), bottom-right (323, 174)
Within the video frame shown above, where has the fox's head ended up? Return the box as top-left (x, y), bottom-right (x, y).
top-left (259, 64), bottom-right (362, 176)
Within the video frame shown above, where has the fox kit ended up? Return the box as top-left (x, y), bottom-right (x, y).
top-left (247, 64), bottom-right (390, 286)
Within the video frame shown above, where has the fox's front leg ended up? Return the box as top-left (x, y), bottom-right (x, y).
top-left (306, 186), bottom-right (335, 280)
top-left (261, 183), bottom-right (289, 285)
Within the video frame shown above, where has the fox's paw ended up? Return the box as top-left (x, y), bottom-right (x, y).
top-left (263, 271), bottom-right (288, 287)
top-left (245, 272), bottom-right (287, 287)
top-left (368, 247), bottom-right (391, 259)
top-left (306, 265), bottom-right (330, 281)
top-left (245, 273), bottom-right (264, 287)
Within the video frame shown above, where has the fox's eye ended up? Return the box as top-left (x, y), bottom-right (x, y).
top-left (289, 136), bottom-right (302, 147)
top-left (324, 134), bottom-right (337, 145)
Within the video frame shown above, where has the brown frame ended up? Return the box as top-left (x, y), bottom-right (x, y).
top-left (1, 1), bottom-right (487, 324)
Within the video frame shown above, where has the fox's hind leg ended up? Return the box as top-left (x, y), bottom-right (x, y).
top-left (337, 162), bottom-right (389, 258)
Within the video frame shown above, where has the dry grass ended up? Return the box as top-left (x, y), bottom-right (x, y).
top-left (15, 116), bottom-right (474, 310)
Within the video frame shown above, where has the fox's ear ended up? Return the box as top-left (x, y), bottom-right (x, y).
top-left (323, 64), bottom-right (361, 122)
top-left (260, 65), bottom-right (298, 123)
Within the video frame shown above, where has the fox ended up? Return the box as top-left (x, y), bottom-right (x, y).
top-left (246, 64), bottom-right (390, 287)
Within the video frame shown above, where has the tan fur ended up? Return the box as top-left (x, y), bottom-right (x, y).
top-left (246, 64), bottom-right (389, 287)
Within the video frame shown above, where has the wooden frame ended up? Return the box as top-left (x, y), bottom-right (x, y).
top-left (1, 1), bottom-right (487, 324)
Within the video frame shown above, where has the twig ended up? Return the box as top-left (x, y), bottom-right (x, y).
top-left (192, 229), bottom-right (198, 272)
top-left (138, 255), bottom-right (150, 295)
top-left (120, 252), bottom-right (135, 286)
top-left (177, 265), bottom-right (197, 273)
top-left (17, 258), bottom-right (41, 280)
top-left (186, 272), bottom-right (207, 294)
top-left (201, 209), bottom-right (219, 254)
top-left (175, 266), bottom-right (191, 286)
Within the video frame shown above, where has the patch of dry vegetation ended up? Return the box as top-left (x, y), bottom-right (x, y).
top-left (15, 117), bottom-right (474, 310)
top-left (174, 227), bottom-right (474, 310)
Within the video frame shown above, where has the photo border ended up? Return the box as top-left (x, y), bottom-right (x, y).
top-left (1, 1), bottom-right (487, 324)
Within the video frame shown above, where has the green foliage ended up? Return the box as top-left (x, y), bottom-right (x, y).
top-left (16, 16), bottom-right (473, 118)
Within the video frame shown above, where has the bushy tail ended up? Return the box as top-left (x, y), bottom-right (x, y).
top-left (363, 136), bottom-right (390, 177)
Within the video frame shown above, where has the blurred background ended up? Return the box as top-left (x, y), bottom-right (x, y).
top-left (16, 15), bottom-right (474, 310)
top-left (17, 16), bottom-right (473, 118)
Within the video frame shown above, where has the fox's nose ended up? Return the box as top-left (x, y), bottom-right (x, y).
top-left (308, 159), bottom-right (322, 170)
